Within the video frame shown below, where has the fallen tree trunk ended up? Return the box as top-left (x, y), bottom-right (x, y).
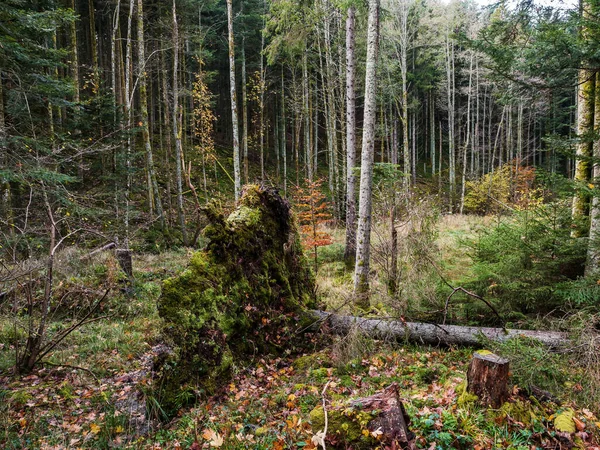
top-left (309, 310), bottom-right (569, 349)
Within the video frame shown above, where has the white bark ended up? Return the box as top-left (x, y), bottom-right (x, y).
top-left (227, 0), bottom-right (241, 201)
top-left (344, 5), bottom-right (357, 263)
top-left (354, 0), bottom-right (380, 305)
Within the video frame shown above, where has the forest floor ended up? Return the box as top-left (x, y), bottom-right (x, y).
top-left (1, 216), bottom-right (600, 449)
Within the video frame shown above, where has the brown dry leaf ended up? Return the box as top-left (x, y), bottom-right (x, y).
top-left (573, 417), bottom-right (585, 432)
top-left (202, 428), bottom-right (224, 448)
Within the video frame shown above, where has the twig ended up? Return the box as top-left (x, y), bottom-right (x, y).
top-left (425, 255), bottom-right (505, 328)
top-left (312, 380), bottom-right (331, 450)
top-left (41, 361), bottom-right (100, 383)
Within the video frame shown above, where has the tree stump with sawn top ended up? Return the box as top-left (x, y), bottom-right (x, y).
top-left (467, 350), bottom-right (509, 407)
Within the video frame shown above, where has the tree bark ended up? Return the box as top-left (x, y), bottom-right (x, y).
top-left (138, 0), bottom-right (165, 231)
top-left (353, 0), bottom-right (380, 307)
top-left (309, 310), bottom-right (569, 349)
top-left (172, 0), bottom-right (187, 245)
top-left (227, 0), bottom-right (241, 201)
top-left (586, 70), bottom-right (600, 275)
top-left (241, 36), bottom-right (249, 184)
top-left (344, 5), bottom-right (357, 264)
top-left (467, 351), bottom-right (510, 408)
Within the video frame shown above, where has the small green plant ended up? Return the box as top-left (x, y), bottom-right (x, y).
top-left (463, 200), bottom-right (586, 315)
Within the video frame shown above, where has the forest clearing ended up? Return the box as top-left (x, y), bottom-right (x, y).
top-left (3, 0), bottom-right (600, 447)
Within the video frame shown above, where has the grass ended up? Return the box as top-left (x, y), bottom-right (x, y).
top-left (1, 218), bottom-right (600, 448)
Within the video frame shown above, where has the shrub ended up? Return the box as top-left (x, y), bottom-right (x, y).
top-left (464, 160), bottom-right (543, 215)
top-left (463, 200), bottom-right (586, 315)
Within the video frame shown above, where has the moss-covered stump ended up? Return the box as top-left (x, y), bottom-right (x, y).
top-left (156, 184), bottom-right (315, 415)
top-left (310, 383), bottom-right (416, 450)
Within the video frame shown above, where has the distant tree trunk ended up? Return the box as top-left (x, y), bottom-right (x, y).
top-left (227, 0), bottom-right (241, 201)
top-left (344, 5), bottom-right (357, 264)
top-left (446, 34), bottom-right (456, 210)
top-left (137, 0), bottom-right (165, 231)
top-left (241, 36), bottom-right (249, 184)
top-left (354, 0), bottom-right (380, 307)
top-left (281, 69), bottom-right (287, 197)
top-left (0, 73), bottom-right (12, 236)
top-left (586, 71), bottom-right (600, 275)
top-left (172, 0), bottom-right (188, 245)
top-left (303, 44), bottom-right (312, 181)
top-left (259, 3), bottom-right (266, 180)
top-left (430, 91), bottom-right (435, 176)
top-left (460, 52), bottom-right (474, 215)
top-left (88, 0), bottom-right (100, 92)
top-left (124, 0), bottom-right (134, 246)
top-left (111, 0), bottom-right (120, 125)
top-left (69, 0), bottom-right (80, 112)
top-left (161, 46), bottom-right (174, 225)
top-left (572, 21), bottom-right (595, 236)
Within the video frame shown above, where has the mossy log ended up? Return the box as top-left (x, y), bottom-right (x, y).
top-left (310, 310), bottom-right (569, 349)
top-left (310, 383), bottom-right (416, 450)
top-left (156, 184), bottom-right (315, 415)
top-left (467, 351), bottom-right (509, 407)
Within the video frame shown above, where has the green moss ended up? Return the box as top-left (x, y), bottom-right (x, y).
top-left (554, 408), bottom-right (576, 433)
top-left (456, 382), bottom-right (479, 406)
top-left (496, 400), bottom-right (537, 426)
top-left (156, 185), bottom-right (315, 416)
top-left (309, 405), bottom-right (377, 449)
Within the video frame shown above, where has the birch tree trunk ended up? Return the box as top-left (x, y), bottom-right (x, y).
top-left (172, 0), bottom-right (188, 245)
top-left (344, 5), bottom-right (357, 264)
top-left (354, 0), bottom-right (380, 307)
top-left (227, 0), bottom-right (241, 201)
top-left (138, 0), bottom-right (165, 230)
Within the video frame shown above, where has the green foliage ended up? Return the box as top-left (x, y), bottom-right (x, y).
top-left (485, 336), bottom-right (572, 398)
top-left (464, 201), bottom-right (586, 315)
top-left (463, 163), bottom-right (541, 215)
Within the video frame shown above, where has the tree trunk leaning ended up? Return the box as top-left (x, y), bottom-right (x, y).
top-left (467, 351), bottom-right (509, 408)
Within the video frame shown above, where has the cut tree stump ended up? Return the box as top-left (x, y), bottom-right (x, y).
top-left (116, 248), bottom-right (133, 279)
top-left (310, 383), bottom-right (416, 450)
top-left (467, 351), bottom-right (509, 407)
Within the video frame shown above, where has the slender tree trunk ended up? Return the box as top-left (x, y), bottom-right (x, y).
top-left (88, 0), bottom-right (100, 92)
top-left (259, 3), bottom-right (266, 180)
top-left (281, 69), bottom-right (287, 197)
top-left (111, 0), bottom-right (120, 126)
top-left (138, 0), bottom-right (165, 230)
top-left (344, 5), bottom-right (357, 264)
top-left (241, 37), bottom-right (249, 184)
top-left (430, 91), bottom-right (435, 176)
top-left (572, 50), bottom-right (595, 235)
top-left (227, 0), bottom-right (241, 201)
top-left (124, 0), bottom-right (134, 247)
top-left (460, 52), bottom-right (473, 215)
top-left (303, 44), bottom-right (312, 181)
top-left (172, 0), bottom-right (187, 245)
top-left (354, 0), bottom-right (380, 307)
top-left (586, 71), bottom-right (600, 274)
top-left (161, 47), bottom-right (174, 225)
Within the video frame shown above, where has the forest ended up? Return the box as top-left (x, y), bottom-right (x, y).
top-left (3, 0), bottom-right (600, 447)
